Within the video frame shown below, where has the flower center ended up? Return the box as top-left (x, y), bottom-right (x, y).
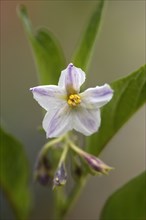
top-left (67, 94), bottom-right (81, 107)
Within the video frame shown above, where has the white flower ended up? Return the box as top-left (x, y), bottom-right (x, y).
top-left (30, 63), bottom-right (113, 138)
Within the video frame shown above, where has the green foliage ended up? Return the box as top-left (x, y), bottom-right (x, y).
top-left (88, 65), bottom-right (146, 155)
top-left (72, 0), bottom-right (105, 71)
top-left (100, 172), bottom-right (146, 220)
top-left (63, 66), bottom-right (146, 217)
top-left (0, 127), bottom-right (31, 220)
top-left (18, 5), bottom-right (66, 85)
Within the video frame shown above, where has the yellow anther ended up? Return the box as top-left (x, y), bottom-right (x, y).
top-left (67, 94), bottom-right (81, 107)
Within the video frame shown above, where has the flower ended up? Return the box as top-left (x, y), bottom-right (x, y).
top-left (30, 63), bottom-right (113, 138)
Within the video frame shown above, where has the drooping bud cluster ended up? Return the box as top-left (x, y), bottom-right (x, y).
top-left (34, 133), bottom-right (113, 189)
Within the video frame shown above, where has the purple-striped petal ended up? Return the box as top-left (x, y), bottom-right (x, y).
top-left (30, 85), bottom-right (66, 111)
top-left (73, 107), bottom-right (101, 136)
top-left (43, 104), bottom-right (72, 138)
top-left (58, 63), bottom-right (86, 93)
top-left (80, 84), bottom-right (113, 109)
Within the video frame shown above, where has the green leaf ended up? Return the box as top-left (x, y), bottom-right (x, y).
top-left (88, 65), bottom-right (146, 155)
top-left (63, 65), bottom-right (146, 219)
top-left (0, 127), bottom-right (31, 220)
top-left (18, 5), bottom-right (66, 85)
top-left (72, 0), bottom-right (105, 71)
top-left (100, 172), bottom-right (146, 220)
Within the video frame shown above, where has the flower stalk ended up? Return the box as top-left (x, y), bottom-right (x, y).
top-left (66, 137), bottom-right (113, 175)
top-left (53, 143), bottom-right (69, 189)
top-left (40, 135), bottom-right (65, 156)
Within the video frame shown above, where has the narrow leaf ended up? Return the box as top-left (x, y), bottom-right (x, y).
top-left (18, 5), bottom-right (66, 85)
top-left (88, 65), bottom-right (146, 155)
top-left (72, 0), bottom-right (105, 71)
top-left (100, 172), bottom-right (146, 220)
top-left (0, 127), bottom-right (31, 220)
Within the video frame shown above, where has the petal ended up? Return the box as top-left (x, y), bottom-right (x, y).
top-left (73, 107), bottom-right (101, 136)
top-left (30, 85), bottom-right (66, 111)
top-left (80, 84), bottom-right (113, 109)
top-left (43, 104), bottom-right (72, 138)
top-left (58, 63), bottom-right (86, 93)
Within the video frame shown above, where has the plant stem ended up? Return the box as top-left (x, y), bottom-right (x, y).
top-left (58, 143), bottom-right (69, 167)
top-left (67, 139), bottom-right (86, 156)
top-left (61, 176), bottom-right (88, 219)
top-left (52, 134), bottom-right (88, 220)
top-left (53, 142), bottom-right (69, 219)
top-left (40, 135), bottom-right (65, 156)
top-left (54, 135), bottom-right (89, 219)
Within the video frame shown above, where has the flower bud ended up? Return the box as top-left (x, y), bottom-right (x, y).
top-left (83, 153), bottom-right (113, 175)
top-left (53, 163), bottom-right (67, 189)
top-left (34, 155), bottom-right (52, 185)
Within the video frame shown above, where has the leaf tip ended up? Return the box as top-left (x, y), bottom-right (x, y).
top-left (17, 4), bottom-right (28, 18)
top-left (17, 4), bottom-right (33, 38)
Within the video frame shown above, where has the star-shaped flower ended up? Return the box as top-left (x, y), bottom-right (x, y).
top-left (30, 63), bottom-right (113, 138)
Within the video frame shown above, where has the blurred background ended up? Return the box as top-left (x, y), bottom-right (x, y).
top-left (1, 0), bottom-right (145, 219)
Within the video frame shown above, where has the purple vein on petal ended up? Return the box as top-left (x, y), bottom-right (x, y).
top-left (93, 87), bottom-right (113, 97)
top-left (48, 111), bottom-right (60, 136)
top-left (30, 87), bottom-right (49, 96)
top-left (68, 63), bottom-right (74, 86)
top-left (30, 87), bottom-right (57, 97)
